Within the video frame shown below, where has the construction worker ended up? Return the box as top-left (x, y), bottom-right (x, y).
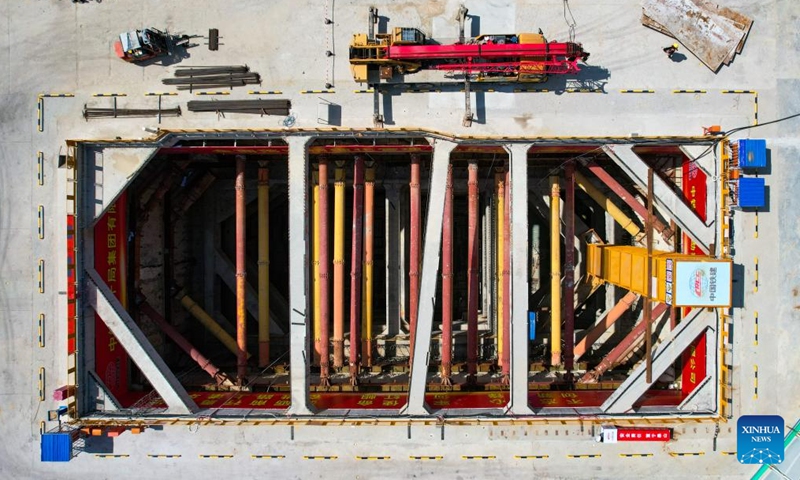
top-left (663, 43), bottom-right (679, 58)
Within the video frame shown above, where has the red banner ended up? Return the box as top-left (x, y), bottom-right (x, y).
top-left (67, 215), bottom-right (76, 354)
top-left (94, 193), bottom-right (132, 405)
top-left (136, 389), bottom-right (683, 411)
top-left (680, 157), bottom-right (709, 395)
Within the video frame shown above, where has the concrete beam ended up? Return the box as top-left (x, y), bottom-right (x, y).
top-left (600, 308), bottom-right (716, 414)
top-left (85, 146), bottom-right (159, 222)
top-left (507, 143), bottom-right (535, 415)
top-left (678, 326), bottom-right (718, 412)
top-left (406, 139), bottom-right (457, 416)
top-left (285, 135), bottom-right (314, 415)
top-left (602, 144), bottom-right (714, 253)
top-left (214, 249), bottom-right (286, 335)
top-left (85, 268), bottom-right (198, 415)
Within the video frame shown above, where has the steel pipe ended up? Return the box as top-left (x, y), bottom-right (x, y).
top-left (580, 303), bottom-right (668, 383)
top-left (258, 165), bottom-right (270, 367)
top-left (496, 171), bottom-right (505, 368)
top-left (312, 169), bottom-right (321, 364)
top-left (585, 162), bottom-right (673, 241)
top-left (139, 300), bottom-right (231, 386)
top-left (573, 171), bottom-right (643, 241)
top-left (441, 163), bottom-right (454, 385)
top-left (177, 291), bottom-right (249, 358)
top-left (362, 166), bottom-right (375, 367)
top-left (333, 165), bottom-right (346, 368)
top-left (466, 161), bottom-right (479, 380)
top-left (235, 155), bottom-right (247, 384)
top-left (319, 158), bottom-right (331, 385)
top-left (501, 168), bottom-right (511, 382)
top-left (563, 162), bottom-right (576, 373)
top-left (574, 291), bottom-right (638, 361)
top-left (550, 176), bottom-right (562, 367)
top-left (409, 154), bottom-right (421, 364)
top-left (349, 157), bottom-right (365, 384)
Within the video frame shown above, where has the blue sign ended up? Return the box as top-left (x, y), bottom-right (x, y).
top-left (738, 415), bottom-right (784, 465)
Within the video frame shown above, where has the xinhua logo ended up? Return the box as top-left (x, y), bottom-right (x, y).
top-left (738, 415), bottom-right (784, 464)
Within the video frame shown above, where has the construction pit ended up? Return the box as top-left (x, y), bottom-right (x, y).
top-left (67, 131), bottom-right (731, 418)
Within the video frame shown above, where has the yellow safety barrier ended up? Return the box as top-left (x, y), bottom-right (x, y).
top-left (40, 420), bottom-right (46, 435)
top-left (620, 89), bottom-right (654, 93)
top-left (37, 152), bottom-right (44, 186)
top-left (566, 88), bottom-right (602, 93)
top-left (754, 365), bottom-right (758, 399)
top-left (303, 456), bottom-right (338, 460)
top-left (199, 454), bottom-right (234, 459)
top-left (514, 455), bottom-right (549, 459)
top-left (356, 456), bottom-right (391, 460)
top-left (673, 90), bottom-right (706, 94)
top-left (720, 451), bottom-right (737, 456)
top-left (147, 454), bottom-right (182, 458)
top-left (249, 90), bottom-right (283, 95)
top-left (93, 93), bottom-right (127, 97)
top-left (410, 456), bottom-right (443, 460)
top-left (567, 454), bottom-right (601, 458)
top-left (38, 313), bottom-right (45, 348)
top-left (196, 91), bottom-right (230, 96)
top-left (462, 455), bottom-right (496, 460)
top-left (38, 367), bottom-right (45, 401)
top-left (669, 452), bottom-right (705, 457)
top-left (38, 205), bottom-right (44, 239)
top-left (251, 454), bottom-right (285, 459)
top-left (145, 92), bottom-right (178, 96)
top-left (300, 90), bottom-right (335, 94)
top-left (94, 454), bottom-right (131, 458)
top-left (38, 259), bottom-right (44, 293)
top-left (754, 311), bottom-right (758, 346)
top-left (619, 453), bottom-right (653, 458)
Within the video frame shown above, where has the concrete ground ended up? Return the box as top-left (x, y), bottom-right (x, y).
top-left (1, 0), bottom-right (799, 478)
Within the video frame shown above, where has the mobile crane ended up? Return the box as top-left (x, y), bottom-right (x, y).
top-left (349, 7), bottom-right (589, 85)
top-left (349, 6), bottom-right (589, 126)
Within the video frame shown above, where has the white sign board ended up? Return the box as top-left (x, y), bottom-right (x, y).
top-left (673, 261), bottom-right (732, 307)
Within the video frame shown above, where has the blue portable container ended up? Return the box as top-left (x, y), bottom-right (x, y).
top-left (738, 177), bottom-right (765, 208)
top-left (528, 312), bottom-right (536, 340)
top-left (41, 432), bottom-right (72, 462)
top-left (737, 139), bottom-right (767, 169)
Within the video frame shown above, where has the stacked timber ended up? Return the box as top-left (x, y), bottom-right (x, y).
top-left (187, 99), bottom-right (291, 116)
top-left (642, 0), bottom-right (753, 71)
top-left (163, 65), bottom-right (261, 91)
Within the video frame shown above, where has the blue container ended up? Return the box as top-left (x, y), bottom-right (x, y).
top-left (528, 312), bottom-right (536, 340)
top-left (738, 177), bottom-right (765, 208)
top-left (738, 139), bottom-right (767, 169)
top-left (41, 433), bottom-right (72, 462)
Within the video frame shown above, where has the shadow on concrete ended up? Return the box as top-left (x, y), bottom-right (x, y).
top-left (731, 262), bottom-right (745, 309)
top-left (670, 52), bottom-right (688, 63)
top-left (474, 90), bottom-right (486, 124)
top-left (83, 436), bottom-right (114, 454)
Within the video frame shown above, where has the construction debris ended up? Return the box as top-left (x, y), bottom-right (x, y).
top-left (187, 99), bottom-right (291, 116)
top-left (642, 0), bottom-right (753, 72)
top-left (164, 65), bottom-right (261, 91)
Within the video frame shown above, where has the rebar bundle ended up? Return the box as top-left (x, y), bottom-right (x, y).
top-left (187, 99), bottom-right (291, 115)
top-left (166, 65), bottom-right (260, 91)
top-left (83, 106), bottom-right (181, 119)
top-left (173, 65), bottom-right (249, 77)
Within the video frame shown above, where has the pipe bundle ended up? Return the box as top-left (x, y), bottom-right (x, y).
top-left (187, 99), bottom-right (291, 115)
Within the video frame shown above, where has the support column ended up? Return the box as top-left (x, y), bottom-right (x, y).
top-left (333, 164), bottom-right (346, 368)
top-left (501, 168), bottom-right (511, 383)
top-left (363, 165), bottom-right (375, 367)
top-left (496, 171), bottom-right (505, 368)
top-left (441, 163), bottom-right (453, 386)
top-left (574, 291), bottom-right (638, 361)
top-left (384, 185), bottom-right (401, 337)
top-left (409, 154), bottom-right (421, 364)
top-left (312, 168), bottom-right (320, 364)
top-left (258, 164), bottom-right (270, 367)
top-left (286, 136), bottom-right (313, 415)
top-left (235, 155), bottom-right (247, 384)
top-left (407, 140), bottom-right (457, 415)
top-left (349, 156), bottom-right (365, 384)
top-left (318, 157), bottom-right (331, 386)
top-left (549, 176), bottom-right (562, 367)
top-left (466, 161), bottom-right (479, 381)
top-left (507, 143), bottom-right (534, 415)
top-left (563, 162), bottom-right (576, 373)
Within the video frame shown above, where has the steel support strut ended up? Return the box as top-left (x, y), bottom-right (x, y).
top-left (501, 168), bottom-right (511, 383)
top-left (563, 162), bottom-right (576, 373)
top-left (409, 154), bottom-right (421, 364)
top-left (333, 164), bottom-right (346, 368)
top-left (349, 157), bottom-right (365, 385)
top-left (318, 158), bottom-right (331, 386)
top-left (466, 160), bottom-right (479, 381)
top-left (235, 155), bottom-right (247, 384)
top-left (441, 163), bottom-right (454, 385)
top-left (312, 168), bottom-right (321, 364)
top-left (363, 165), bottom-right (375, 367)
top-left (496, 171), bottom-right (505, 369)
top-left (549, 176), bottom-right (562, 367)
top-left (258, 165), bottom-right (270, 367)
